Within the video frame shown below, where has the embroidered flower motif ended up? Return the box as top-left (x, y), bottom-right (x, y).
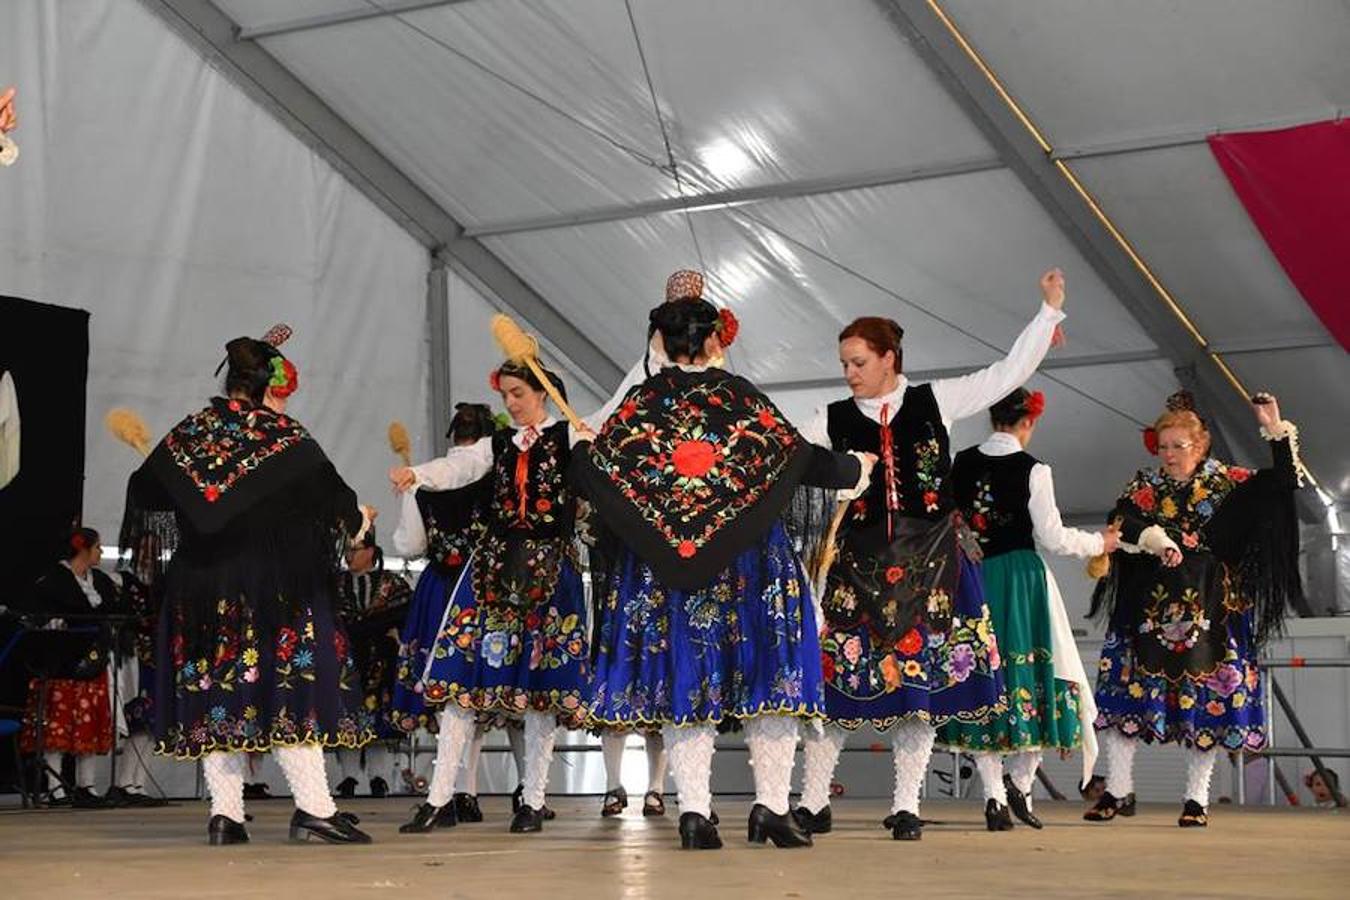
top-left (1204, 700), bottom-right (1226, 716)
top-left (756, 408), bottom-right (777, 430)
top-left (1182, 531), bottom-right (1199, 549)
top-left (1131, 485), bottom-right (1156, 512)
top-left (1229, 467), bottom-right (1252, 483)
top-left (885, 565), bottom-right (906, 585)
top-left (895, 628), bottom-right (923, 656)
top-left (948, 643), bottom-right (975, 683)
top-left (1160, 496), bottom-right (1178, 518)
top-left (672, 440), bottom-right (717, 478)
top-left (880, 655), bottom-right (903, 689)
top-left (677, 539), bottom-right (697, 559)
top-left (276, 627), bottom-right (298, 662)
top-left (842, 636), bottom-right (863, 665)
top-left (821, 652), bottom-right (836, 681)
top-left (482, 632), bottom-right (510, 669)
top-left (204, 485), bottom-right (221, 503)
top-left (1205, 665), bottom-right (1242, 697)
top-left (535, 497), bottom-right (552, 513)
top-left (618, 398), bottom-right (639, 422)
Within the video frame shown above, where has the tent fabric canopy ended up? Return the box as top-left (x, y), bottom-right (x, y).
top-left (2, 0), bottom-right (1346, 619)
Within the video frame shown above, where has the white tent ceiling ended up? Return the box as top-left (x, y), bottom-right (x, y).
top-left (3, 1), bottom-right (1347, 601)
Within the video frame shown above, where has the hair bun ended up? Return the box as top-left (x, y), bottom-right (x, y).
top-left (1166, 390), bottom-right (1196, 413)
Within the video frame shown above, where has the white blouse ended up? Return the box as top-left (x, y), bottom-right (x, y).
top-left (800, 301), bottom-right (1066, 445)
top-left (978, 431), bottom-right (1104, 559)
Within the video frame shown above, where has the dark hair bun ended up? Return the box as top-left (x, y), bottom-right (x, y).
top-left (224, 337), bottom-right (277, 403)
top-left (650, 298), bottom-right (719, 362)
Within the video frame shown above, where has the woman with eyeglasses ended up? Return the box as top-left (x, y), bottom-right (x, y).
top-left (1085, 390), bottom-right (1305, 828)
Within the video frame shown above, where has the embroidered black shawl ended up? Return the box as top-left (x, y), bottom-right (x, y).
top-left (573, 367), bottom-right (823, 589)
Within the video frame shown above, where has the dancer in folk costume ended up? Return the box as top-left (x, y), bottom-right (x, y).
top-left (332, 532), bottom-right (413, 798)
top-left (576, 271), bottom-right (874, 850)
top-left (120, 328), bottom-right (374, 844)
top-left (938, 388), bottom-right (1118, 829)
top-left (794, 270), bottom-right (1067, 842)
top-left (390, 361), bottom-right (592, 834)
top-left (1086, 391), bottom-right (1304, 827)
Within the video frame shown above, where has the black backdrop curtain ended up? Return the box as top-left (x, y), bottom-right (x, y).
top-left (0, 295), bottom-right (89, 769)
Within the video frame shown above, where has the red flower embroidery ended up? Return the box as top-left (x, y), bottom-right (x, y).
top-left (444, 551), bottom-right (463, 567)
top-left (852, 499), bottom-right (868, 519)
top-left (677, 539), bottom-right (697, 558)
top-left (1182, 531), bottom-right (1199, 549)
top-left (756, 408), bottom-right (778, 429)
top-left (333, 631), bottom-right (348, 660)
top-left (895, 628), bottom-right (923, 657)
top-left (708, 394), bottom-right (724, 407)
top-left (672, 440), bottom-right (717, 478)
top-left (525, 612), bottom-right (542, 631)
top-left (204, 485), bottom-right (220, 503)
top-left (227, 400), bottom-right (242, 412)
top-left (885, 565), bottom-right (906, 585)
top-left (619, 398), bottom-right (639, 422)
top-left (535, 498), bottom-right (552, 513)
top-left (1131, 485), bottom-right (1156, 512)
top-left (1229, 467), bottom-right (1252, 483)
top-left (923, 490), bottom-right (938, 509)
top-left (821, 652), bottom-right (836, 681)
top-left (971, 513), bottom-right (987, 531)
top-left (276, 627), bottom-right (298, 662)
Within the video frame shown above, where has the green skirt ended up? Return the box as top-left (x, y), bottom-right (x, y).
top-left (937, 550), bottom-right (1081, 753)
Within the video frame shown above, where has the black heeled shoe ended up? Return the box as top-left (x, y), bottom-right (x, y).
top-left (678, 812), bottom-right (722, 850)
top-left (790, 805), bottom-right (832, 835)
top-left (747, 803), bottom-right (813, 848)
top-left (890, 810), bottom-right (922, 841)
top-left (453, 792), bottom-right (483, 823)
top-left (1178, 799), bottom-right (1208, 828)
top-left (398, 802), bottom-right (457, 833)
top-left (985, 799), bottom-right (1015, 832)
top-left (1084, 790), bottom-right (1135, 822)
top-left (642, 790), bottom-right (666, 817)
top-left (207, 814), bottom-right (250, 845)
top-left (1004, 776), bottom-right (1042, 830)
top-left (510, 804), bottom-right (545, 833)
top-left (334, 776), bottom-right (358, 799)
top-left (289, 809), bottom-right (373, 844)
top-left (369, 776), bottom-right (388, 798)
top-left (601, 786), bottom-right (628, 817)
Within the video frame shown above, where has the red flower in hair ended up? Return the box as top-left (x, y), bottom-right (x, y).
top-left (1024, 390), bottom-right (1046, 421)
top-left (268, 357), bottom-right (299, 398)
top-left (489, 369), bottom-right (502, 392)
top-left (716, 308), bottom-right (739, 347)
top-left (1142, 427), bottom-right (1159, 456)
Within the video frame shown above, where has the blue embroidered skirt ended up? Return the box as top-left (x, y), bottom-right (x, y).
top-left (390, 563), bottom-right (464, 734)
top-left (588, 522), bottom-right (824, 727)
top-left (821, 553), bottom-right (1005, 732)
top-left (1094, 610), bottom-right (1265, 752)
top-left (421, 557), bottom-right (589, 726)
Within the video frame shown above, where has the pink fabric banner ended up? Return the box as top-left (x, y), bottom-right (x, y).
top-left (1209, 119), bottom-right (1350, 350)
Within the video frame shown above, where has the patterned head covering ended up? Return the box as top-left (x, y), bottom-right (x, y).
top-left (665, 269), bottom-right (704, 303)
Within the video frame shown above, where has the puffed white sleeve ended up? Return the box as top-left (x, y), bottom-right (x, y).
top-left (929, 302), bottom-right (1064, 427)
top-left (1029, 462), bottom-right (1104, 559)
top-left (411, 437), bottom-right (493, 491)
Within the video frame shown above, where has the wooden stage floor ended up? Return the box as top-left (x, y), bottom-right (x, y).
top-left (1, 796), bottom-right (1345, 898)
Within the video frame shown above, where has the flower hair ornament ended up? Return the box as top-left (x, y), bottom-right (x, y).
top-left (1023, 390), bottom-right (1045, 421)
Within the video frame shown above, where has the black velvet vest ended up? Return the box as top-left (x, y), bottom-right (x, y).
top-left (951, 446), bottom-right (1038, 559)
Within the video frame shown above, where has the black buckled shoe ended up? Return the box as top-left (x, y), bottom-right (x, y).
top-left (642, 790), bottom-right (666, 817)
top-left (601, 786), bottom-right (628, 817)
top-left (790, 805), bottom-right (832, 835)
top-left (289, 809), bottom-right (373, 844)
top-left (985, 799), bottom-right (1015, 831)
top-left (369, 776), bottom-right (389, 799)
top-left (747, 803), bottom-right (813, 848)
top-left (453, 792), bottom-right (483, 822)
top-left (208, 814), bottom-right (250, 845)
top-left (890, 810), bottom-right (922, 841)
top-left (1178, 799), bottom-right (1208, 828)
top-left (399, 802), bottom-right (456, 833)
top-left (678, 812), bottom-right (722, 849)
top-left (1084, 790), bottom-right (1134, 822)
top-left (71, 787), bottom-right (111, 809)
top-left (1004, 777), bottom-right (1042, 830)
top-left (334, 777), bottom-right (358, 799)
top-left (510, 804), bottom-right (545, 833)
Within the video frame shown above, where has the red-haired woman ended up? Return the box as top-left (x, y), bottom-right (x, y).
top-left (794, 270), bottom-right (1067, 841)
